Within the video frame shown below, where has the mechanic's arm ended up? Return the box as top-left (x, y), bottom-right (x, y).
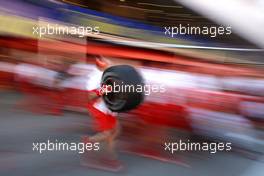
top-left (87, 85), bottom-right (111, 101)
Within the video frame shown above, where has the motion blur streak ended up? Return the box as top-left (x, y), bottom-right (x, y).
top-left (0, 0), bottom-right (263, 176)
top-left (175, 0), bottom-right (264, 48)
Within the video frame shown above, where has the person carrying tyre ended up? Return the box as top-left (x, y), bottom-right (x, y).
top-left (81, 56), bottom-right (122, 171)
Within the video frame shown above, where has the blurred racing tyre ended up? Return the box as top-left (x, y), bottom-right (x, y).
top-left (101, 65), bottom-right (144, 112)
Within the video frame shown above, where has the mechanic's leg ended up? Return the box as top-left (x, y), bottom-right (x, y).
top-left (81, 124), bottom-right (122, 171)
top-left (90, 123), bottom-right (120, 159)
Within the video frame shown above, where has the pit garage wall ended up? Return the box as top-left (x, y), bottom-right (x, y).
top-left (1, 35), bottom-right (264, 78)
top-left (0, 11), bottom-right (263, 66)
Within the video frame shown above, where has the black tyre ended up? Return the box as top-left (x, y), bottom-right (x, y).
top-left (101, 65), bottom-right (145, 112)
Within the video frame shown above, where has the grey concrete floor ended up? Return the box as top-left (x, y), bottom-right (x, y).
top-left (0, 91), bottom-right (263, 176)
